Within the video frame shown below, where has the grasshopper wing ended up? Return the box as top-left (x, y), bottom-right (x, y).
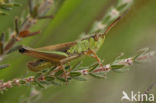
top-left (19, 46), bottom-right (68, 63)
top-left (37, 42), bottom-right (77, 52)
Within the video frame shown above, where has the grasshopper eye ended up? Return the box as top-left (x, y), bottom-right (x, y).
top-left (19, 47), bottom-right (27, 53)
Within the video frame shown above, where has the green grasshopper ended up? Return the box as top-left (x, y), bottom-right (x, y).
top-left (19, 16), bottom-right (121, 73)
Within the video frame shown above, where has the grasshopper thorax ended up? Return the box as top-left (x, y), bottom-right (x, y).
top-left (67, 33), bottom-right (105, 54)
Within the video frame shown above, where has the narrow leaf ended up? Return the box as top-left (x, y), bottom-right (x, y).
top-left (111, 64), bottom-right (125, 70)
top-left (88, 62), bottom-right (99, 72)
top-left (0, 64), bottom-right (9, 70)
top-left (70, 72), bottom-right (81, 77)
top-left (73, 77), bottom-right (87, 81)
top-left (89, 73), bottom-right (105, 79)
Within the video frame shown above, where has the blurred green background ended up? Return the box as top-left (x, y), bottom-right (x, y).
top-left (0, 0), bottom-right (156, 103)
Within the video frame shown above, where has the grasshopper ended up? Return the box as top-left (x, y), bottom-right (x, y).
top-left (19, 16), bottom-right (121, 74)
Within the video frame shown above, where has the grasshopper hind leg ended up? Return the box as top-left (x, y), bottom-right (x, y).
top-left (58, 64), bottom-right (68, 83)
top-left (27, 59), bottom-right (53, 72)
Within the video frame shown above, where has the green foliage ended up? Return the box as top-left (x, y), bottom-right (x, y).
top-left (0, 0), bottom-right (20, 15)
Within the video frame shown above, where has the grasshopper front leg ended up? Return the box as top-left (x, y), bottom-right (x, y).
top-left (84, 49), bottom-right (103, 67)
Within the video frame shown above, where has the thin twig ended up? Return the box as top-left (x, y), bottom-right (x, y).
top-left (1, 0), bottom-right (54, 58)
top-left (0, 49), bottom-right (155, 92)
